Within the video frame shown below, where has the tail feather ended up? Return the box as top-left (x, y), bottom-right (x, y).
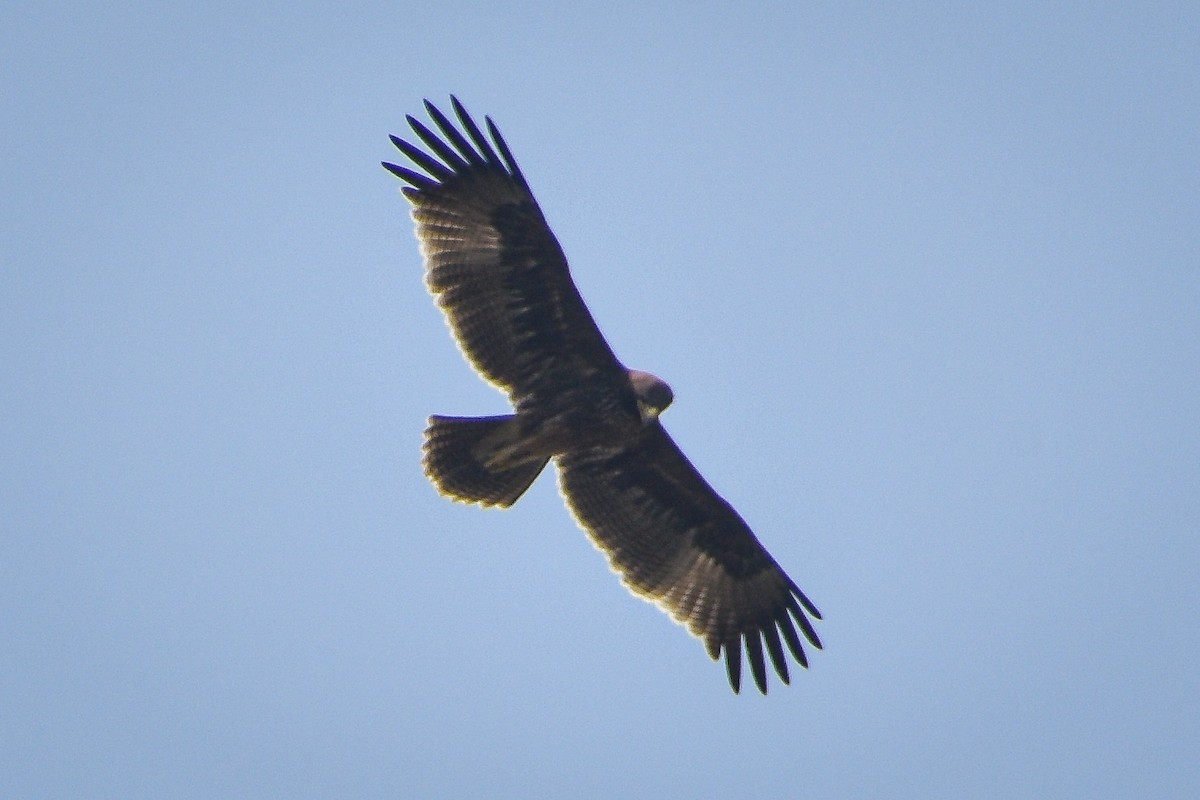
top-left (422, 414), bottom-right (549, 507)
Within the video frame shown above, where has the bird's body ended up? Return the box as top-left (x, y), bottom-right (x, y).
top-left (385, 98), bottom-right (822, 693)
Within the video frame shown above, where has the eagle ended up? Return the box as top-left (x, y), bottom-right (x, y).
top-left (384, 98), bottom-right (822, 694)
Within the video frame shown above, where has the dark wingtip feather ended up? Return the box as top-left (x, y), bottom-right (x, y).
top-left (423, 99), bottom-right (484, 167)
top-left (382, 160), bottom-right (435, 189)
top-left (485, 115), bottom-right (529, 191)
top-left (449, 94), bottom-right (469, 124)
top-left (789, 602), bottom-right (823, 651)
top-left (389, 133), bottom-right (453, 181)
top-left (407, 115), bottom-right (469, 171)
top-left (745, 632), bottom-right (768, 695)
top-left (724, 640), bottom-right (742, 694)
top-left (762, 623), bottom-right (791, 686)
top-left (451, 97), bottom-right (504, 170)
top-left (789, 577), bottom-right (823, 620)
top-left (776, 608), bottom-right (809, 668)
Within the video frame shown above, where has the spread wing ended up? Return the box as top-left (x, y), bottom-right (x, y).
top-left (557, 422), bottom-right (823, 694)
top-left (383, 97), bottom-right (626, 403)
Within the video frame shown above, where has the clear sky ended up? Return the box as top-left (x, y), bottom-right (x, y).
top-left (3, 2), bottom-right (1198, 798)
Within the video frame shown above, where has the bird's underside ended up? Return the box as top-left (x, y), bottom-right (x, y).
top-left (384, 96), bottom-right (822, 694)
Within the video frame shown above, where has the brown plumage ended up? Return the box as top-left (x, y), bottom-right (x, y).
top-left (384, 97), bottom-right (822, 693)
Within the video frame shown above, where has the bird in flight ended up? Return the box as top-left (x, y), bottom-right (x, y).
top-left (384, 97), bottom-right (822, 694)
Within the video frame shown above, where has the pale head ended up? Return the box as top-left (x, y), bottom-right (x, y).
top-left (627, 369), bottom-right (674, 423)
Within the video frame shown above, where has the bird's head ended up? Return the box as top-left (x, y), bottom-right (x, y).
top-left (628, 369), bottom-right (674, 424)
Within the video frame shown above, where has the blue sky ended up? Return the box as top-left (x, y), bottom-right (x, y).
top-left (3, 2), bottom-right (1198, 797)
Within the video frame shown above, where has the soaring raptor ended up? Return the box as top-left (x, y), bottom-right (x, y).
top-left (384, 98), bottom-right (822, 694)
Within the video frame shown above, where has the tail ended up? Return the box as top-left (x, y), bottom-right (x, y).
top-left (422, 414), bottom-right (550, 508)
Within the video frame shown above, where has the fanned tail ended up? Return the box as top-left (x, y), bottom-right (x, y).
top-left (422, 415), bottom-right (549, 507)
